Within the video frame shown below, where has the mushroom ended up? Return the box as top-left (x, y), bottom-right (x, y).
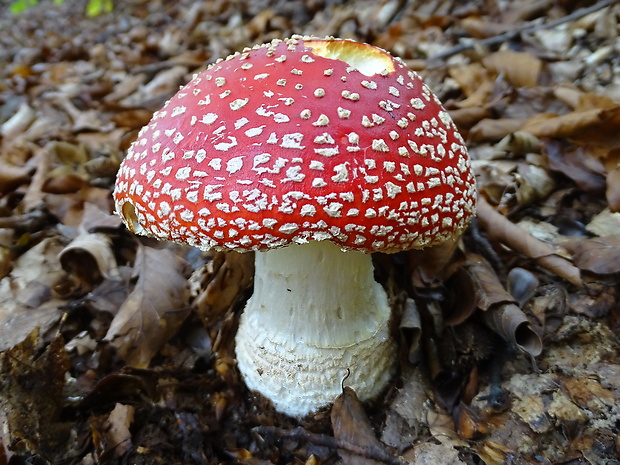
top-left (113, 36), bottom-right (476, 417)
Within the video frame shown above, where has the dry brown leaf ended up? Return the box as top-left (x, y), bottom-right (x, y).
top-left (120, 65), bottom-right (189, 108)
top-left (78, 201), bottom-right (123, 232)
top-left (84, 269), bottom-right (132, 315)
top-left (482, 50), bottom-right (542, 88)
top-left (56, 97), bottom-right (114, 133)
top-left (448, 63), bottom-right (491, 99)
top-left (407, 237), bottom-right (460, 283)
top-left (109, 108), bottom-right (154, 129)
top-left (495, 131), bottom-right (542, 155)
top-left (606, 166), bottom-right (620, 212)
top-left (562, 377), bottom-right (614, 413)
top-left (381, 370), bottom-right (430, 453)
top-left (104, 245), bottom-right (191, 367)
top-left (449, 254), bottom-right (542, 356)
top-left (103, 403), bottom-right (134, 458)
top-left (425, 407), bottom-right (467, 447)
top-left (460, 254), bottom-right (514, 313)
top-left (476, 196), bottom-right (583, 287)
top-left (469, 118), bottom-right (525, 142)
top-left (521, 105), bottom-right (620, 146)
top-left (0, 238), bottom-right (68, 351)
top-left (0, 102), bottom-right (35, 148)
top-left (585, 208), bottom-right (620, 236)
top-left (481, 304), bottom-right (542, 356)
top-left (545, 141), bottom-right (606, 193)
top-left (21, 144), bottom-right (53, 212)
top-left (448, 106), bottom-right (492, 130)
top-left (193, 251), bottom-right (254, 322)
top-left (404, 441), bottom-right (466, 465)
top-left (455, 402), bottom-right (488, 439)
top-left (331, 387), bottom-right (387, 465)
top-left (475, 441), bottom-right (520, 465)
top-left (554, 86), bottom-right (619, 112)
top-left (0, 330), bottom-right (76, 463)
top-left (444, 267), bottom-right (479, 326)
top-left (562, 236), bottom-right (620, 275)
top-left (399, 298), bottom-right (422, 364)
top-left (59, 232), bottom-right (120, 284)
top-left (0, 159), bottom-right (32, 194)
top-left (460, 17), bottom-right (513, 39)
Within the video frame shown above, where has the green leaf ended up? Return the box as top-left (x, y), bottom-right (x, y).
top-left (10, 0), bottom-right (38, 14)
top-left (85, 0), bottom-right (113, 17)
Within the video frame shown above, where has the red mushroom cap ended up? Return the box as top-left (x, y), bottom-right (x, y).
top-left (114, 36), bottom-right (476, 253)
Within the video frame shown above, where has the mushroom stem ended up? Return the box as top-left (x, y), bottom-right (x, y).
top-left (235, 240), bottom-right (396, 417)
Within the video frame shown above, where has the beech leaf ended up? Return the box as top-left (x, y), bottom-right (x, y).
top-left (104, 245), bottom-right (190, 367)
top-left (331, 387), bottom-right (387, 465)
top-left (459, 254), bottom-right (543, 357)
top-left (482, 50), bottom-right (542, 88)
top-left (563, 236), bottom-right (620, 275)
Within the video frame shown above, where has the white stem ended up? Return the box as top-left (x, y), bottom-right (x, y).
top-left (235, 240), bottom-right (396, 417)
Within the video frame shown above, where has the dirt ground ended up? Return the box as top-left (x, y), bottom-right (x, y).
top-left (1, 0), bottom-right (620, 464)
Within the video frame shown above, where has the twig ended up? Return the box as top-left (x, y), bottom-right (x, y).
top-left (475, 196), bottom-right (583, 287)
top-left (427, 0), bottom-right (618, 62)
top-left (253, 425), bottom-right (410, 465)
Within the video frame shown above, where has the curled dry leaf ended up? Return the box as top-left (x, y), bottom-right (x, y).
top-left (59, 232), bottom-right (121, 285)
top-left (104, 245), bottom-right (191, 367)
top-left (481, 304), bottom-right (542, 356)
top-left (399, 298), bottom-right (422, 364)
top-left (476, 196), bottom-right (583, 287)
top-left (0, 102), bottom-right (35, 147)
top-left (0, 159), bottom-right (32, 194)
top-left (459, 254), bottom-right (543, 357)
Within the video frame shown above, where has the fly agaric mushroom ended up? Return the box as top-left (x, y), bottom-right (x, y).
top-left (113, 36), bottom-right (476, 417)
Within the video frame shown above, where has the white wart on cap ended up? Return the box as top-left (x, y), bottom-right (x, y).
top-left (114, 36), bottom-right (475, 254)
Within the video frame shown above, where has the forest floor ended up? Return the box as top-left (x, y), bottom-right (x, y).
top-left (1, 0), bottom-right (620, 464)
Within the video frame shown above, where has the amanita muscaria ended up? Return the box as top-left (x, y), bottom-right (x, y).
top-left (114, 36), bottom-right (476, 417)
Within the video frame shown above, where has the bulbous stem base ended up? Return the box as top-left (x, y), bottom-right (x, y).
top-left (235, 241), bottom-right (396, 417)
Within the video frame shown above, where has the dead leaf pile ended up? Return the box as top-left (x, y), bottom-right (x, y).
top-left (1, 0), bottom-right (620, 463)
